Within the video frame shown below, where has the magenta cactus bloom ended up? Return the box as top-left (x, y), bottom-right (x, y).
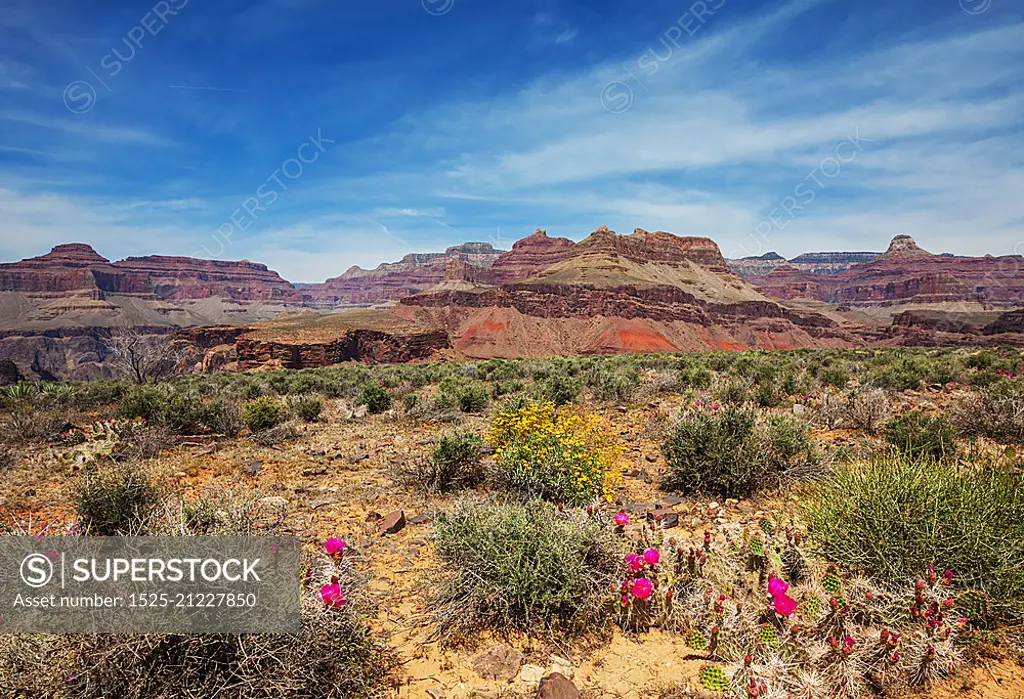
top-left (643, 548), bottom-right (661, 566)
top-left (319, 582), bottom-right (346, 608)
top-left (767, 576), bottom-right (789, 598)
top-left (631, 578), bottom-right (653, 600)
top-left (324, 538), bottom-right (347, 556)
top-left (613, 512), bottom-right (630, 527)
top-left (624, 553), bottom-right (644, 574)
top-left (773, 593), bottom-right (798, 617)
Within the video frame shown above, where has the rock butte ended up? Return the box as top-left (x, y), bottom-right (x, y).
top-left (3, 231), bottom-right (1024, 379)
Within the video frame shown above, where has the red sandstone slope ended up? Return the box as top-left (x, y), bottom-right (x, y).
top-left (748, 236), bottom-right (1024, 307)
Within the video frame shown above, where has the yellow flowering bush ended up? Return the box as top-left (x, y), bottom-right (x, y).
top-left (489, 402), bottom-right (625, 505)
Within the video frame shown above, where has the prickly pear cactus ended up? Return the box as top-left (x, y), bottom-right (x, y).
top-left (699, 665), bottom-right (729, 692)
top-left (749, 536), bottom-right (764, 558)
top-left (782, 545), bottom-right (807, 583)
top-left (758, 518), bottom-right (774, 539)
top-left (822, 568), bottom-right (843, 595)
top-left (757, 623), bottom-right (780, 648)
top-left (688, 628), bottom-right (708, 651)
top-left (803, 593), bottom-right (822, 620)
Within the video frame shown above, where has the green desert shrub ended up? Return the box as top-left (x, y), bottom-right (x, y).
top-left (429, 499), bottom-right (621, 641)
top-left (884, 410), bottom-right (958, 461)
top-left (396, 432), bottom-right (483, 493)
top-left (240, 396), bottom-right (284, 433)
top-left (819, 363), bottom-right (850, 389)
top-left (660, 405), bottom-right (814, 498)
top-left (74, 463), bottom-right (160, 535)
top-left (845, 387), bottom-right (889, 434)
top-left (355, 383), bottom-right (392, 414)
top-left (533, 373), bottom-right (582, 405)
top-left (292, 394), bottom-right (324, 422)
top-left (953, 380), bottom-right (1024, 444)
top-left (805, 455), bottom-right (1024, 622)
top-left (438, 375), bottom-right (490, 413)
top-left (587, 366), bottom-right (641, 403)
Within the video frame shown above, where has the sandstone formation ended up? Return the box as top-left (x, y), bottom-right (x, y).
top-left (745, 236), bottom-right (1024, 308)
top-left (488, 229), bottom-right (575, 283)
top-left (728, 249), bottom-right (880, 278)
top-left (301, 242), bottom-right (505, 308)
top-left (0, 243), bottom-right (298, 301)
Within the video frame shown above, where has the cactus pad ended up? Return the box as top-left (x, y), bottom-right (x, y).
top-left (759, 518), bottom-right (774, 538)
top-left (822, 570), bottom-right (843, 595)
top-left (699, 665), bottom-right (729, 692)
top-left (757, 623), bottom-right (780, 648)
top-left (687, 628), bottom-right (708, 650)
top-left (749, 536), bottom-right (764, 558)
top-left (803, 593), bottom-right (822, 620)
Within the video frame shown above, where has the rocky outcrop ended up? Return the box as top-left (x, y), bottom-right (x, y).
top-left (113, 256), bottom-right (299, 302)
top-left (571, 226), bottom-right (729, 272)
top-left (743, 265), bottom-right (826, 301)
top-left (235, 329), bottom-right (448, 368)
top-left (746, 236), bottom-right (1024, 307)
top-left (984, 308), bottom-right (1024, 335)
top-left (302, 243), bottom-right (505, 308)
top-left (489, 230), bottom-right (575, 283)
top-left (728, 250), bottom-right (882, 278)
top-left (0, 244), bottom-right (298, 302)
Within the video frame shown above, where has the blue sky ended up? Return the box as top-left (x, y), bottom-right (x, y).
top-left (1, 0), bottom-right (1022, 282)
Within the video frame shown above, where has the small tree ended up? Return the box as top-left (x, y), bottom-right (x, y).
top-left (104, 328), bottom-right (183, 384)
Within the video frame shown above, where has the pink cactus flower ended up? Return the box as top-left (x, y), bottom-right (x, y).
top-left (324, 538), bottom-right (347, 556)
top-left (624, 553), bottom-right (644, 574)
top-left (631, 578), bottom-right (653, 600)
top-left (774, 593), bottom-right (798, 617)
top-left (613, 512), bottom-right (630, 527)
top-left (319, 583), bottom-right (346, 608)
top-left (767, 576), bottom-right (789, 598)
top-left (643, 548), bottom-right (661, 566)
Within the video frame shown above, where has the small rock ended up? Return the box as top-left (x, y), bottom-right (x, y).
top-left (378, 510), bottom-right (406, 535)
top-left (259, 496), bottom-right (288, 509)
top-left (659, 494), bottom-right (683, 507)
top-left (647, 508), bottom-right (679, 529)
top-left (174, 471), bottom-right (187, 478)
top-left (365, 511), bottom-right (382, 522)
top-left (645, 453), bottom-right (658, 462)
top-left (408, 512), bottom-right (432, 525)
top-left (426, 689), bottom-right (446, 699)
top-left (349, 451), bottom-right (369, 464)
top-left (792, 403), bottom-right (807, 416)
top-left (302, 467), bottom-right (327, 477)
top-left (548, 655), bottom-right (573, 679)
top-left (243, 461), bottom-right (263, 475)
top-left (519, 664), bottom-right (545, 686)
top-left (538, 673), bottom-right (580, 699)
top-left (472, 643), bottom-right (524, 681)
top-left (309, 497), bottom-right (337, 510)
top-left (353, 405), bottom-right (368, 418)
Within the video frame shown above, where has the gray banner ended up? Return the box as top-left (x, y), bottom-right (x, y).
top-left (0, 536), bottom-right (300, 633)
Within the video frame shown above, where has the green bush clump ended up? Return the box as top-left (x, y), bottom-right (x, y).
top-left (804, 455), bottom-right (1024, 622)
top-left (355, 383), bottom-right (392, 414)
top-left (534, 373), bottom-right (582, 405)
top-left (438, 376), bottom-right (490, 413)
top-left (587, 366), bottom-right (640, 403)
top-left (292, 394), bottom-right (324, 422)
top-left (819, 364), bottom-right (850, 388)
top-left (884, 410), bottom-right (958, 461)
top-left (429, 499), bottom-right (621, 641)
top-left (661, 405), bottom-right (814, 498)
top-left (240, 396), bottom-right (284, 432)
top-left (954, 380), bottom-right (1024, 444)
top-left (74, 463), bottom-right (160, 535)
